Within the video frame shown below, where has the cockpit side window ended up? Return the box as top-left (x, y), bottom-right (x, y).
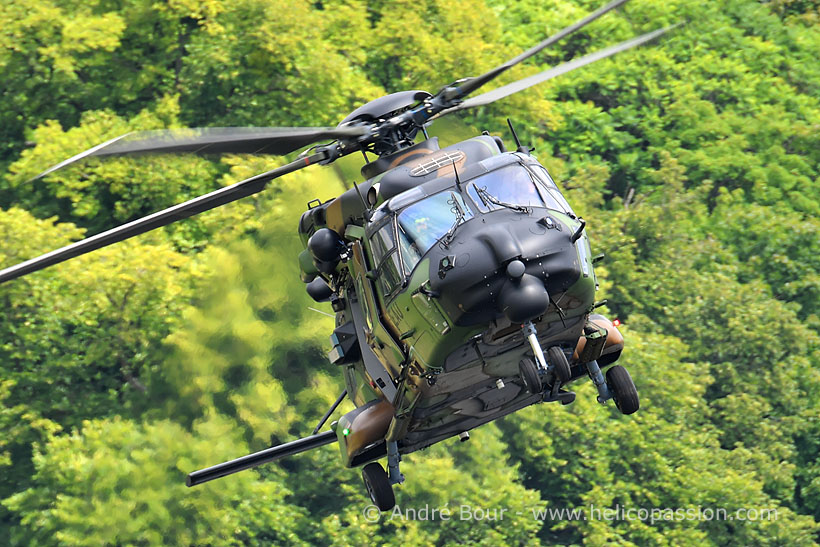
top-left (368, 222), bottom-right (403, 295)
top-left (370, 223), bottom-right (393, 265)
top-left (466, 164), bottom-right (570, 214)
top-left (379, 250), bottom-right (402, 295)
top-left (529, 165), bottom-right (574, 214)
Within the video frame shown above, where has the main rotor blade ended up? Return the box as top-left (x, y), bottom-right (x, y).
top-left (447, 0), bottom-right (630, 100)
top-left (0, 151), bottom-right (327, 284)
top-left (33, 126), bottom-right (367, 180)
top-left (442, 24), bottom-right (679, 114)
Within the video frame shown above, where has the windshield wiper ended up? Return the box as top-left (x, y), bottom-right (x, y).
top-left (474, 186), bottom-right (531, 214)
top-left (441, 192), bottom-right (466, 247)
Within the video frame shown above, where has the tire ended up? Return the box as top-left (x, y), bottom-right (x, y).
top-left (362, 462), bottom-right (395, 511)
top-left (519, 357), bottom-right (542, 394)
top-left (548, 346), bottom-right (571, 383)
top-left (605, 365), bottom-right (639, 415)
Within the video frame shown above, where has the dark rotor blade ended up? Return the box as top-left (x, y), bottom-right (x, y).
top-left (33, 126), bottom-right (367, 180)
top-left (0, 151), bottom-right (327, 285)
top-left (446, 0), bottom-right (630, 100)
top-left (440, 24), bottom-right (679, 114)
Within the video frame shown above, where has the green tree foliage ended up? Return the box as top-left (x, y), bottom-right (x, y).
top-left (0, 207), bottom-right (197, 511)
top-left (0, 0), bottom-right (384, 166)
top-left (3, 416), bottom-right (309, 546)
top-left (1, 0), bottom-right (819, 545)
top-left (3, 97), bottom-right (227, 233)
top-left (153, 167), bottom-right (344, 439)
top-left (0, 0), bottom-right (125, 162)
top-left (503, 329), bottom-right (818, 545)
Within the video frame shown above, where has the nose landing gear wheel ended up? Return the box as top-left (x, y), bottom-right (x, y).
top-left (362, 462), bottom-right (396, 511)
top-left (519, 357), bottom-right (542, 394)
top-left (548, 346), bottom-right (571, 383)
top-left (605, 365), bottom-right (639, 415)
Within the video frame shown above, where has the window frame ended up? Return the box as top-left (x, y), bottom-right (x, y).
top-left (526, 163), bottom-right (574, 215)
top-left (367, 216), bottom-right (406, 299)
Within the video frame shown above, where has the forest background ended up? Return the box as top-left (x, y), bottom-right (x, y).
top-left (1, 0), bottom-right (819, 545)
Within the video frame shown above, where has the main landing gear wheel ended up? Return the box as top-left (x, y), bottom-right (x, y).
top-left (548, 346), bottom-right (571, 383)
top-left (519, 357), bottom-right (542, 394)
top-left (606, 365), bottom-right (639, 415)
top-left (362, 462), bottom-right (396, 511)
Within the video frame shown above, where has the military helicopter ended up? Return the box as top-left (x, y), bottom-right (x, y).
top-left (0, 0), bottom-right (677, 511)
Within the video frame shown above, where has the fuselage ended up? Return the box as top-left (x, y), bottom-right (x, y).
top-left (299, 135), bottom-right (600, 462)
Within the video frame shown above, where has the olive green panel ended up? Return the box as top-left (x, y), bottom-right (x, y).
top-left (342, 364), bottom-right (380, 408)
top-left (344, 224), bottom-right (365, 241)
top-left (411, 292), bottom-right (451, 335)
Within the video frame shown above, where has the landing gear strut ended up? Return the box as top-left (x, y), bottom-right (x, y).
top-left (522, 321), bottom-right (549, 372)
top-left (521, 321), bottom-right (572, 384)
top-left (386, 440), bottom-right (404, 486)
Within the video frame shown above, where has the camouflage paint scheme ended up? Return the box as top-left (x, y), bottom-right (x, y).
top-left (298, 135), bottom-right (621, 467)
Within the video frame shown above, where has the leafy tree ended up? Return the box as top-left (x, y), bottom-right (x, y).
top-left (1, 0), bottom-right (820, 545)
top-left (0, 206), bottom-right (196, 534)
top-left (3, 416), bottom-right (309, 546)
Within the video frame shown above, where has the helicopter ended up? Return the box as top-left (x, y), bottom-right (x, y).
top-left (0, 0), bottom-right (677, 511)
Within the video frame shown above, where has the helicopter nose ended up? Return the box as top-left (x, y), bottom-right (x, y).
top-left (498, 260), bottom-right (550, 323)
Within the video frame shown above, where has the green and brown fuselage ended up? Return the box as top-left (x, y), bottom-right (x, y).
top-left (298, 136), bottom-right (621, 466)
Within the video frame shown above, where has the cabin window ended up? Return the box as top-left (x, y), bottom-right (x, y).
top-left (397, 191), bottom-right (473, 274)
top-left (466, 164), bottom-right (567, 213)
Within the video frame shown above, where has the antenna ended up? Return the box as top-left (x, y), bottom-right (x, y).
top-left (507, 118), bottom-right (530, 154)
top-left (352, 180), bottom-right (370, 218)
top-left (452, 160), bottom-right (462, 191)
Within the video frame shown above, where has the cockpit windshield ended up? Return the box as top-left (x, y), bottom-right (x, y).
top-left (397, 191), bottom-right (473, 274)
top-left (466, 164), bottom-right (572, 214)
